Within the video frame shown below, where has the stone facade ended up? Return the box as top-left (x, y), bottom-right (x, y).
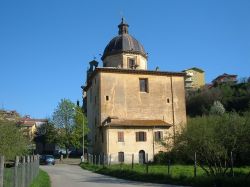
top-left (83, 19), bottom-right (187, 163)
top-left (103, 53), bottom-right (147, 70)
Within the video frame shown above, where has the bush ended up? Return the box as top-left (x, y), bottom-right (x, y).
top-left (154, 152), bottom-right (168, 164)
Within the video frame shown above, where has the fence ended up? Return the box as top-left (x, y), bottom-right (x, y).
top-left (0, 155), bottom-right (39, 187)
top-left (85, 151), bottom-right (236, 177)
top-left (86, 153), bottom-right (151, 165)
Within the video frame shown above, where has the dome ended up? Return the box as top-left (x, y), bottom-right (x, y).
top-left (101, 19), bottom-right (147, 60)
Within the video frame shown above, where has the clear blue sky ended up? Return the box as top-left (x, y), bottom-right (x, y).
top-left (0, 0), bottom-right (249, 118)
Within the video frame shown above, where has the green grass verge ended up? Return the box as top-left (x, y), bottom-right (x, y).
top-left (80, 163), bottom-right (250, 187)
top-left (30, 169), bottom-right (51, 187)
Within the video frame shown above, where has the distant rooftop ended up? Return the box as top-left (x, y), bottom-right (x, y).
top-left (182, 67), bottom-right (204, 73)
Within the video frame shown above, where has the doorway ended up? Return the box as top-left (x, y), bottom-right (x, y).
top-left (139, 150), bottom-right (145, 164)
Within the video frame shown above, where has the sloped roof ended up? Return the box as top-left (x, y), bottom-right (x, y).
top-left (183, 67), bottom-right (204, 73)
top-left (105, 119), bottom-right (172, 128)
top-left (212, 73), bottom-right (237, 83)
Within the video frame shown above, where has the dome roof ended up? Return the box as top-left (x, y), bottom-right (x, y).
top-left (101, 19), bottom-right (147, 60)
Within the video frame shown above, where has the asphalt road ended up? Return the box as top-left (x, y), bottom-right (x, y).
top-left (41, 164), bottom-right (185, 187)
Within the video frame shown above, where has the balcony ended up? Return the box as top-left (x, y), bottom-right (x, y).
top-left (185, 83), bottom-right (193, 88)
top-left (185, 78), bottom-right (193, 82)
top-left (186, 72), bottom-right (194, 77)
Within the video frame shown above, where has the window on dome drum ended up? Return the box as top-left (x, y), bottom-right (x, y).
top-left (118, 131), bottom-right (124, 142)
top-left (128, 58), bottom-right (136, 69)
top-left (154, 131), bottom-right (163, 141)
top-left (139, 78), bottom-right (148, 92)
top-left (136, 132), bottom-right (147, 142)
top-left (118, 152), bottom-right (124, 162)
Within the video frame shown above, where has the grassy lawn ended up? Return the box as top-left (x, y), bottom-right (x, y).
top-left (30, 169), bottom-right (51, 187)
top-left (80, 163), bottom-right (250, 187)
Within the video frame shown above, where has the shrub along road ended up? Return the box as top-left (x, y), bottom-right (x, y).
top-left (41, 164), bottom-right (185, 187)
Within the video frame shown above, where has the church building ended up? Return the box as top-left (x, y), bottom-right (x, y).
top-left (82, 19), bottom-right (187, 164)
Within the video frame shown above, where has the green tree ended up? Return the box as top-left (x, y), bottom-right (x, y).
top-left (0, 119), bottom-right (29, 160)
top-left (174, 113), bottom-right (250, 176)
top-left (52, 99), bottom-right (75, 157)
top-left (34, 121), bottom-right (58, 153)
top-left (186, 87), bottom-right (222, 116)
top-left (52, 99), bottom-right (88, 157)
top-left (71, 106), bottom-right (88, 150)
top-left (210, 101), bottom-right (225, 115)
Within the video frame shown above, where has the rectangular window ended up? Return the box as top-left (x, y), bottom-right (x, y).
top-left (139, 78), bottom-right (148, 92)
top-left (118, 152), bottom-right (124, 162)
top-left (128, 58), bottom-right (135, 69)
top-left (136, 132), bottom-right (147, 142)
top-left (118, 132), bottom-right (124, 142)
top-left (154, 131), bottom-right (163, 141)
top-left (106, 96), bottom-right (109, 101)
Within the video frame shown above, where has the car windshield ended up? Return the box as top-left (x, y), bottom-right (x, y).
top-left (45, 155), bottom-right (54, 159)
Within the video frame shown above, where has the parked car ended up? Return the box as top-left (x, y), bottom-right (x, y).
top-left (40, 155), bottom-right (55, 165)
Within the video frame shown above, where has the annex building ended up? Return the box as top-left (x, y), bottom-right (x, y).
top-left (82, 19), bottom-right (187, 164)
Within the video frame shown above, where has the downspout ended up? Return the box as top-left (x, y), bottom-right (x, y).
top-left (152, 126), bottom-right (155, 161)
top-left (170, 76), bottom-right (176, 143)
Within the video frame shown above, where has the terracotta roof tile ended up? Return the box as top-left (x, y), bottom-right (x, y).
top-left (106, 119), bottom-right (172, 127)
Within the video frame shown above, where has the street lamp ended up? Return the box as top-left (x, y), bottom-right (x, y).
top-left (73, 107), bottom-right (85, 163)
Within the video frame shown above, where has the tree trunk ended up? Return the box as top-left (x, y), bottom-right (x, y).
top-left (66, 147), bottom-right (69, 159)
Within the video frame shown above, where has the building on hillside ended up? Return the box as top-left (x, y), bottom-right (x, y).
top-left (182, 67), bottom-right (205, 90)
top-left (212, 73), bottom-right (237, 86)
top-left (17, 116), bottom-right (54, 154)
top-left (18, 115), bottom-right (48, 140)
top-left (82, 19), bottom-right (187, 164)
top-left (0, 110), bottom-right (20, 121)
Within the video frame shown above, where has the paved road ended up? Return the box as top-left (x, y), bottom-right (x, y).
top-left (41, 164), bottom-right (184, 187)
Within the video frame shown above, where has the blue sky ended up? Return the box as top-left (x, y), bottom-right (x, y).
top-left (0, 0), bottom-right (249, 118)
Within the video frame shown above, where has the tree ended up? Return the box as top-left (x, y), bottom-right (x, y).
top-left (71, 106), bottom-right (88, 149)
top-left (34, 121), bottom-right (58, 153)
top-left (186, 87), bottom-right (222, 116)
top-left (52, 99), bottom-right (75, 157)
top-left (210, 101), bottom-right (225, 115)
top-left (52, 99), bottom-right (88, 158)
top-left (0, 119), bottom-right (29, 160)
top-left (174, 113), bottom-right (250, 176)
top-left (186, 82), bottom-right (250, 116)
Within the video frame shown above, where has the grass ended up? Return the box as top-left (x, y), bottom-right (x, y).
top-left (3, 167), bottom-right (14, 187)
top-left (80, 162), bottom-right (250, 187)
top-left (30, 169), bottom-right (51, 187)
